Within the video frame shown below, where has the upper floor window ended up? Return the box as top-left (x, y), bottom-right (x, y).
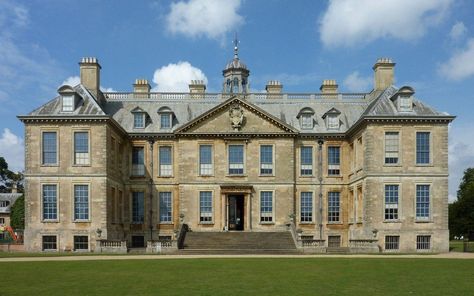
top-left (199, 145), bottom-right (213, 175)
top-left (327, 146), bottom-right (340, 176)
top-left (416, 185), bottom-right (430, 220)
top-left (159, 192), bottom-right (172, 223)
top-left (74, 132), bottom-right (89, 165)
top-left (42, 132), bottom-right (57, 165)
top-left (327, 115), bottom-right (339, 130)
top-left (62, 95), bottom-right (74, 112)
top-left (416, 132), bottom-right (430, 164)
top-left (260, 145), bottom-right (273, 175)
top-left (300, 146), bottom-right (313, 176)
top-left (328, 192), bottom-right (340, 222)
top-left (132, 192), bottom-right (145, 224)
top-left (298, 107), bottom-right (315, 130)
top-left (42, 184), bottom-right (57, 221)
top-left (385, 132), bottom-right (399, 164)
top-left (385, 185), bottom-right (399, 221)
top-left (133, 113), bottom-right (145, 129)
top-left (228, 145), bottom-right (244, 175)
top-left (395, 86), bottom-right (415, 112)
top-left (399, 96), bottom-right (412, 112)
top-left (74, 185), bottom-right (89, 221)
top-left (0, 201), bottom-right (10, 208)
top-left (159, 146), bottom-right (172, 176)
top-left (160, 113), bottom-right (171, 129)
top-left (132, 147), bottom-right (145, 176)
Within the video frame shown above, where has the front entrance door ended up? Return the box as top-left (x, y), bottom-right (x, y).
top-left (228, 195), bottom-right (244, 231)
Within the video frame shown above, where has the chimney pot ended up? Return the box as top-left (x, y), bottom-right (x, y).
top-left (373, 57), bottom-right (395, 91)
top-left (79, 57), bottom-right (101, 98)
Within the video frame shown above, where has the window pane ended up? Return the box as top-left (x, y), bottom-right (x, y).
top-left (74, 132), bottom-right (89, 165)
top-left (260, 145), bottom-right (273, 175)
top-left (300, 192), bottom-right (313, 222)
top-left (132, 192), bottom-right (144, 223)
top-left (300, 146), bottom-right (313, 175)
top-left (416, 185), bottom-right (430, 220)
top-left (328, 146), bottom-right (340, 175)
top-left (229, 145), bottom-right (244, 174)
top-left (416, 235), bottom-right (431, 250)
top-left (159, 146), bottom-right (172, 176)
top-left (42, 132), bottom-right (57, 164)
top-left (132, 147), bottom-right (145, 176)
top-left (200, 191), bottom-right (213, 222)
top-left (260, 191), bottom-right (273, 222)
top-left (385, 236), bottom-right (399, 250)
top-left (42, 236), bottom-right (57, 250)
top-left (161, 113), bottom-right (171, 129)
top-left (385, 132), bottom-right (399, 164)
top-left (328, 192), bottom-right (340, 222)
top-left (74, 185), bottom-right (89, 220)
top-left (416, 132), bottom-right (430, 164)
top-left (301, 114), bottom-right (313, 129)
top-left (62, 96), bottom-right (74, 111)
top-left (200, 145), bottom-right (213, 175)
top-left (42, 185), bottom-right (57, 220)
top-left (328, 115), bottom-right (339, 129)
top-left (159, 192), bottom-right (172, 222)
top-left (134, 113), bottom-right (145, 128)
top-left (384, 185), bottom-right (399, 220)
top-left (74, 236), bottom-right (88, 250)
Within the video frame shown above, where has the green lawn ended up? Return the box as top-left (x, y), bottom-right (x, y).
top-left (1, 258), bottom-right (473, 295)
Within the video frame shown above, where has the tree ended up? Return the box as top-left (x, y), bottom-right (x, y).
top-left (0, 156), bottom-right (23, 193)
top-left (449, 168), bottom-right (474, 238)
top-left (10, 195), bottom-right (25, 229)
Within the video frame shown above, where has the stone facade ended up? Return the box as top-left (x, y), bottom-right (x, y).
top-left (18, 49), bottom-right (454, 253)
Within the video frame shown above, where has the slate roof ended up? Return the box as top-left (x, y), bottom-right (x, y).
top-left (0, 193), bottom-right (22, 214)
top-left (20, 84), bottom-right (454, 135)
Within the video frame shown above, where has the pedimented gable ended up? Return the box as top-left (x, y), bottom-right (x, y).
top-left (176, 97), bottom-right (297, 135)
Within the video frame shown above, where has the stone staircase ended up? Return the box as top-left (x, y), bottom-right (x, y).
top-left (326, 247), bottom-right (350, 254)
top-left (179, 231), bottom-right (298, 254)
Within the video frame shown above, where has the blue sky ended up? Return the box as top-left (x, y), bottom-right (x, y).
top-left (0, 0), bottom-right (473, 201)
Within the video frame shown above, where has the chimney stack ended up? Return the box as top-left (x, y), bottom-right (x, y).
top-left (189, 80), bottom-right (206, 97)
top-left (133, 79), bottom-right (151, 98)
top-left (320, 80), bottom-right (338, 98)
top-left (265, 80), bottom-right (283, 95)
top-left (373, 58), bottom-right (395, 91)
top-left (79, 57), bottom-right (101, 98)
top-left (11, 183), bottom-right (17, 193)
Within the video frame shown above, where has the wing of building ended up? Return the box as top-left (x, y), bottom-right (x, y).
top-left (18, 48), bottom-right (454, 253)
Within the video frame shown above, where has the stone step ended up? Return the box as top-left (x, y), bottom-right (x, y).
top-left (178, 249), bottom-right (300, 255)
top-left (326, 247), bottom-right (350, 254)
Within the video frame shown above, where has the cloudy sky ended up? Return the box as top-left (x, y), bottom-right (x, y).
top-left (0, 0), bottom-right (473, 201)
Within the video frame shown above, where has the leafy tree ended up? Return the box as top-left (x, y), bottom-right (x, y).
top-left (10, 195), bottom-right (25, 229)
top-left (0, 156), bottom-right (23, 193)
top-left (449, 168), bottom-right (474, 238)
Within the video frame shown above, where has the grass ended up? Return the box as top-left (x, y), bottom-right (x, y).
top-left (450, 240), bottom-right (474, 252)
top-left (1, 258), bottom-right (474, 295)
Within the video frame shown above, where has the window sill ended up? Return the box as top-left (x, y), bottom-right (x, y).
top-left (259, 174), bottom-right (275, 177)
top-left (199, 174), bottom-right (215, 177)
top-left (415, 219), bottom-right (432, 223)
top-left (326, 175), bottom-right (342, 178)
top-left (41, 164), bottom-right (59, 167)
top-left (159, 222), bottom-right (174, 225)
top-left (73, 220), bottom-right (91, 223)
top-left (199, 222), bottom-right (214, 225)
top-left (415, 164), bottom-right (434, 167)
top-left (226, 174), bottom-right (247, 177)
top-left (130, 175), bottom-right (146, 179)
top-left (259, 222), bottom-right (275, 225)
top-left (299, 222), bottom-right (315, 225)
top-left (299, 175), bottom-right (314, 178)
top-left (383, 220), bottom-right (401, 223)
top-left (157, 175), bottom-right (174, 178)
top-left (327, 222), bottom-right (343, 225)
top-left (42, 220), bottom-right (59, 223)
top-left (72, 164), bottom-right (91, 167)
top-left (384, 164), bottom-right (402, 167)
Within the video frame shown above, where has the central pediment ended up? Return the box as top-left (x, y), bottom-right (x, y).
top-left (175, 96), bottom-right (298, 136)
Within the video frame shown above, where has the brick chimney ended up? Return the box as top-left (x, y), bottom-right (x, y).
top-left (79, 57), bottom-right (101, 98)
top-left (133, 79), bottom-right (151, 98)
top-left (265, 80), bottom-right (283, 94)
top-left (320, 80), bottom-right (338, 98)
top-left (189, 80), bottom-right (206, 97)
top-left (373, 58), bottom-right (395, 91)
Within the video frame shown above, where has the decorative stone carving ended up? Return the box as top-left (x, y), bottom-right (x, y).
top-left (229, 103), bottom-right (244, 130)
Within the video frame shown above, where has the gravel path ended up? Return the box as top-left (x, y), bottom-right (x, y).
top-left (0, 252), bottom-right (473, 262)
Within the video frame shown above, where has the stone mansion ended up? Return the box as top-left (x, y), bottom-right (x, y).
top-left (18, 46), bottom-right (454, 253)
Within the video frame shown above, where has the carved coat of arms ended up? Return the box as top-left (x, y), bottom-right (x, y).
top-left (229, 103), bottom-right (244, 130)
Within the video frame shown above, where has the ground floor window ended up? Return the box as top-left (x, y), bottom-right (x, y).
top-left (199, 191), bottom-right (213, 222)
top-left (42, 235), bottom-right (57, 251)
top-left (416, 235), bottom-right (431, 250)
top-left (131, 235), bottom-right (145, 248)
top-left (260, 191), bottom-right (273, 222)
top-left (74, 236), bottom-right (88, 250)
top-left (159, 192), bottom-right (172, 223)
top-left (300, 192), bottom-right (313, 222)
top-left (385, 235), bottom-right (399, 250)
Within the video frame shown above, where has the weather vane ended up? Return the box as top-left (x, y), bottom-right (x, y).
top-left (233, 32), bottom-right (239, 59)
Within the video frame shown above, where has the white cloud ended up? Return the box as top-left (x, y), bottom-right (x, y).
top-left (152, 61), bottom-right (208, 92)
top-left (448, 123), bottom-right (474, 202)
top-left (61, 76), bottom-right (80, 87)
top-left (439, 39), bottom-right (474, 80)
top-left (166, 0), bottom-right (243, 39)
top-left (319, 0), bottom-right (453, 47)
top-left (343, 71), bottom-right (372, 92)
top-left (0, 128), bottom-right (24, 172)
top-left (449, 21), bottom-right (467, 41)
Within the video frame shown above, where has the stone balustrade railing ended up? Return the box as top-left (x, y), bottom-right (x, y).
top-left (146, 240), bottom-right (178, 254)
top-left (104, 92), bottom-right (366, 101)
top-left (301, 239), bottom-right (326, 247)
top-left (349, 239), bottom-right (380, 253)
top-left (95, 240), bottom-right (127, 253)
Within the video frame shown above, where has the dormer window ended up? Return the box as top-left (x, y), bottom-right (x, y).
top-left (398, 96), bottom-right (412, 112)
top-left (62, 95), bottom-right (74, 111)
top-left (393, 86), bottom-right (415, 112)
top-left (158, 106), bottom-right (174, 130)
top-left (134, 113), bottom-right (145, 129)
top-left (58, 85), bottom-right (78, 112)
top-left (322, 107), bottom-right (341, 130)
top-left (297, 107), bottom-right (315, 130)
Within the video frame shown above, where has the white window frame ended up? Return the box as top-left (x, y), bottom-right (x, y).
top-left (415, 131), bottom-right (432, 166)
top-left (41, 183), bottom-right (59, 222)
top-left (327, 146), bottom-right (341, 176)
top-left (416, 235), bottom-right (431, 251)
top-left (398, 95), bottom-right (412, 112)
top-left (384, 131), bottom-right (400, 165)
top-left (199, 191), bottom-right (213, 224)
top-left (300, 191), bottom-right (314, 223)
top-left (41, 130), bottom-right (59, 166)
top-left (199, 144), bottom-right (214, 176)
top-left (42, 235), bottom-right (58, 251)
top-left (415, 184), bottom-right (431, 222)
top-left (259, 144), bottom-right (274, 176)
top-left (300, 145), bottom-right (313, 176)
top-left (159, 191), bottom-right (173, 223)
top-left (62, 95), bottom-right (74, 112)
top-left (73, 235), bottom-right (90, 252)
top-left (259, 190), bottom-right (275, 224)
top-left (160, 112), bottom-right (172, 129)
top-left (131, 146), bottom-right (145, 177)
top-left (159, 146), bottom-right (173, 177)
top-left (327, 115), bottom-right (339, 130)
top-left (228, 144), bottom-right (245, 175)
top-left (384, 235), bottom-right (400, 251)
top-left (327, 191), bottom-right (341, 223)
top-left (73, 131), bottom-right (90, 166)
top-left (384, 184), bottom-right (400, 221)
top-left (72, 183), bottom-right (91, 222)
top-left (300, 114), bottom-right (313, 129)
top-left (133, 113), bottom-right (146, 129)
